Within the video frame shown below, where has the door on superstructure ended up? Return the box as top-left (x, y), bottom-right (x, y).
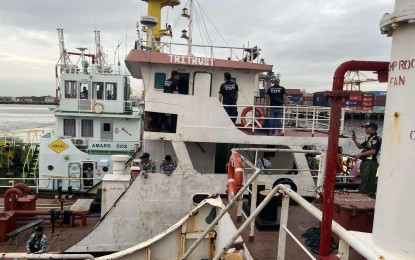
top-left (68, 162), bottom-right (81, 191)
top-left (81, 161), bottom-right (95, 188)
top-left (101, 121), bottom-right (113, 141)
top-left (178, 73), bottom-right (190, 95)
top-left (193, 72), bottom-right (212, 97)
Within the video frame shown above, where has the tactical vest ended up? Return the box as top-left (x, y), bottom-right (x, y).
top-left (364, 135), bottom-right (381, 160)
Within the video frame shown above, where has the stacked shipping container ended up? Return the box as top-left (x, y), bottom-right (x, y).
top-left (286, 89), bottom-right (302, 105)
top-left (361, 92), bottom-right (374, 111)
top-left (310, 90), bottom-right (387, 112)
top-left (342, 91), bottom-right (362, 109)
top-left (371, 91), bottom-right (387, 112)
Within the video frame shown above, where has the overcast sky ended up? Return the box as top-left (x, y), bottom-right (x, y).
top-left (0, 0), bottom-right (394, 97)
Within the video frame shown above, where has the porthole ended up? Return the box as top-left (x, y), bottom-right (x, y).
top-left (103, 166), bottom-right (109, 172)
top-left (47, 165), bottom-right (54, 171)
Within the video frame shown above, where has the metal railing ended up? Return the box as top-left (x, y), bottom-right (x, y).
top-left (276, 187), bottom-right (381, 259)
top-left (182, 147), bottom-right (323, 259)
top-left (232, 147), bottom-right (324, 240)
top-left (224, 104), bottom-right (346, 136)
top-left (55, 99), bottom-right (142, 114)
top-left (140, 40), bottom-right (263, 63)
top-left (0, 129), bottom-right (53, 144)
top-left (183, 149), bottom-right (378, 259)
top-left (0, 176), bottom-right (105, 194)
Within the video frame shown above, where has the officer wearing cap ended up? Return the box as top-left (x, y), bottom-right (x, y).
top-left (139, 152), bottom-right (156, 179)
top-left (26, 225), bottom-right (47, 254)
top-left (352, 122), bottom-right (382, 195)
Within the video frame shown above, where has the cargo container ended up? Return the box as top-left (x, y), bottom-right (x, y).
top-left (303, 96), bottom-right (313, 102)
top-left (373, 96), bottom-right (386, 102)
top-left (302, 101), bottom-right (313, 106)
top-left (286, 89), bottom-right (302, 94)
top-left (288, 94), bottom-right (302, 105)
top-left (361, 107), bottom-right (372, 111)
top-left (349, 95), bottom-right (362, 101)
top-left (370, 91), bottom-right (387, 97)
top-left (313, 92), bottom-right (331, 107)
top-left (362, 92), bottom-right (373, 97)
top-left (373, 106), bottom-right (386, 111)
top-left (342, 101), bottom-right (362, 106)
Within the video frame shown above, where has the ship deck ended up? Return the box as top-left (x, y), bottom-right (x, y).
top-left (0, 196), bottom-right (100, 253)
top-left (225, 198), bottom-right (366, 260)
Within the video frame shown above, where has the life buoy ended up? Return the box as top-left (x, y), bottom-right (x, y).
top-left (240, 107), bottom-right (265, 128)
top-left (227, 153), bottom-right (244, 200)
top-left (93, 102), bottom-right (105, 114)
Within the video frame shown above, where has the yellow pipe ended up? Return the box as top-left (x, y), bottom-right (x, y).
top-left (145, 0), bottom-right (180, 43)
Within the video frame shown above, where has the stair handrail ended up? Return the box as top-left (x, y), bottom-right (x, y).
top-left (22, 132), bottom-right (38, 180)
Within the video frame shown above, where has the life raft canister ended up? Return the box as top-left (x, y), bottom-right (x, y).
top-left (227, 153), bottom-right (244, 200)
top-left (240, 107), bottom-right (265, 128)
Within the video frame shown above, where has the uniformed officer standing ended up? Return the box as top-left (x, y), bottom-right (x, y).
top-left (266, 78), bottom-right (287, 136)
top-left (161, 70), bottom-right (180, 131)
top-left (163, 70), bottom-right (179, 93)
top-left (219, 72), bottom-right (239, 124)
top-left (352, 122), bottom-right (382, 196)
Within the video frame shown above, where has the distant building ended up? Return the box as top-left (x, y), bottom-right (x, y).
top-left (16, 96), bottom-right (33, 102)
top-left (0, 96), bottom-right (12, 102)
top-left (44, 96), bottom-right (55, 103)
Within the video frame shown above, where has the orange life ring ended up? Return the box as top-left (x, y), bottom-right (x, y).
top-left (240, 107), bottom-right (265, 128)
top-left (93, 102), bottom-right (105, 114)
top-left (227, 153), bottom-right (244, 200)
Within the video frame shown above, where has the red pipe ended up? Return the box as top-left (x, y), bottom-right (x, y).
top-left (319, 60), bottom-right (389, 257)
top-left (11, 210), bottom-right (87, 226)
top-left (13, 183), bottom-right (30, 193)
top-left (4, 188), bottom-right (25, 211)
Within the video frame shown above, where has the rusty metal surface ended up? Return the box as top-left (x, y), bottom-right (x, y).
top-left (334, 193), bottom-right (375, 211)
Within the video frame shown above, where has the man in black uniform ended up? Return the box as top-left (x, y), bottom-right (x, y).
top-left (266, 78), bottom-right (287, 135)
top-left (161, 70), bottom-right (180, 131)
top-left (352, 122), bottom-right (382, 196)
top-left (219, 72), bottom-right (239, 123)
top-left (163, 70), bottom-right (179, 93)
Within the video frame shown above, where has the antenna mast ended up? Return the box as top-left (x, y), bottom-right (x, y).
top-left (57, 28), bottom-right (69, 67)
top-left (94, 30), bottom-right (105, 72)
top-left (181, 0), bottom-right (193, 56)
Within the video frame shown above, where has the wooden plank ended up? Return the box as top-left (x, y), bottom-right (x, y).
top-left (7, 219), bottom-right (44, 237)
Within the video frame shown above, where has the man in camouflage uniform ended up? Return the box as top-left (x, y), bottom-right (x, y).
top-left (26, 225), bottom-right (47, 254)
top-left (160, 155), bottom-right (177, 176)
top-left (139, 152), bottom-right (156, 179)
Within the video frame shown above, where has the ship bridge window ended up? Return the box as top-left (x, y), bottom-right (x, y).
top-left (106, 83), bottom-right (117, 100)
top-left (64, 81), bottom-right (77, 99)
top-left (64, 119), bottom-right (76, 137)
top-left (93, 82), bottom-right (104, 100)
top-left (154, 73), bottom-right (166, 90)
top-left (81, 119), bottom-right (93, 137)
top-left (79, 83), bottom-right (90, 99)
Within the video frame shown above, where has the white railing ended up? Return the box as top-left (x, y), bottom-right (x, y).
top-left (224, 104), bottom-right (346, 136)
top-left (55, 99), bottom-right (142, 114)
top-left (232, 147), bottom-right (324, 240)
top-left (0, 253), bottom-right (95, 260)
top-left (140, 40), bottom-right (263, 63)
top-left (0, 129), bottom-right (54, 144)
top-left (277, 187), bottom-right (380, 260)
top-left (184, 149), bottom-right (378, 259)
